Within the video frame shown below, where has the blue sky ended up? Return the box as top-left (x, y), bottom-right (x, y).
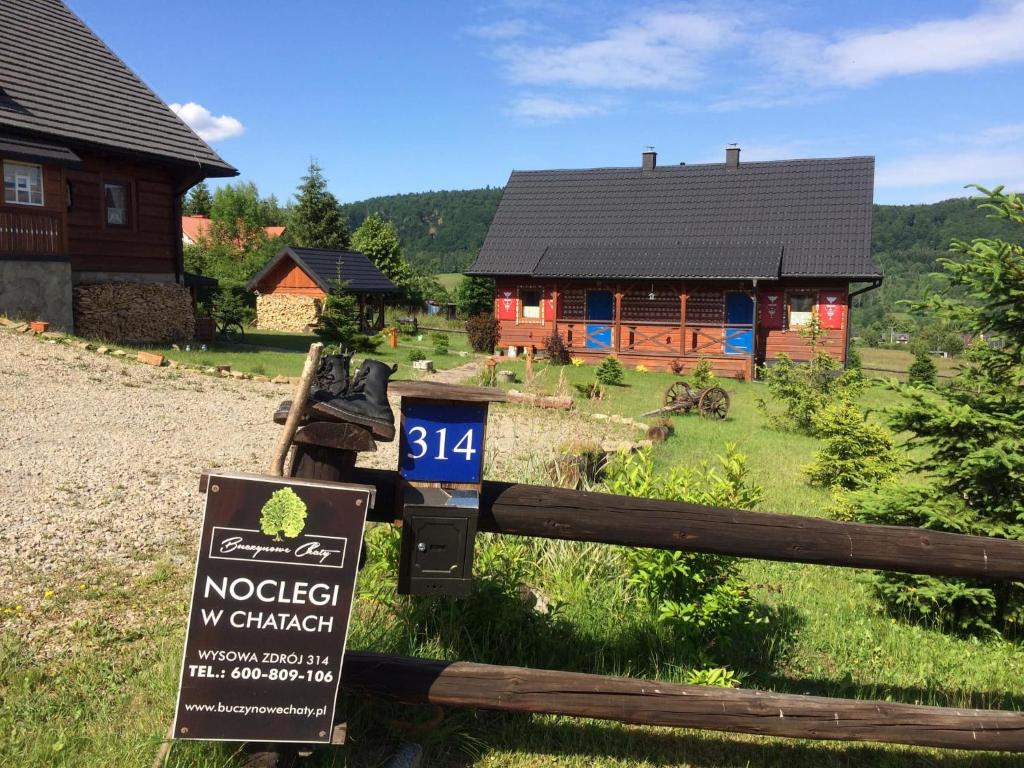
top-left (70, 0), bottom-right (1024, 205)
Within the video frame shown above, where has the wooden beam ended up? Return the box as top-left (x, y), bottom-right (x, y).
top-left (342, 653), bottom-right (1024, 753)
top-left (348, 468), bottom-right (1024, 581)
top-left (613, 285), bottom-right (623, 354)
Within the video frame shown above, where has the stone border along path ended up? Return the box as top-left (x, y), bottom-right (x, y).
top-left (0, 324), bottom-right (639, 654)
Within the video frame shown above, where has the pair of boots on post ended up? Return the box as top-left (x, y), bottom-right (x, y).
top-left (279, 352), bottom-right (397, 440)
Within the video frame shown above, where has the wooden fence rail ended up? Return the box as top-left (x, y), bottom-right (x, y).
top-left (342, 652), bottom-right (1024, 753)
top-left (348, 468), bottom-right (1024, 581)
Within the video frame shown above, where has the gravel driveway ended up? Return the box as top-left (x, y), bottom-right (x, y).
top-left (0, 332), bottom-right (633, 644)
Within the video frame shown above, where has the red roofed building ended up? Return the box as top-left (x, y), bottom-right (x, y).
top-left (181, 215), bottom-right (285, 246)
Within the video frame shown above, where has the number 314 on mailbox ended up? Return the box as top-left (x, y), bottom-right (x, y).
top-left (399, 402), bottom-right (487, 483)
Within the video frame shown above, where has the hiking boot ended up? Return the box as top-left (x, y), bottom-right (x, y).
top-left (312, 352), bottom-right (352, 399)
top-left (315, 360), bottom-right (397, 435)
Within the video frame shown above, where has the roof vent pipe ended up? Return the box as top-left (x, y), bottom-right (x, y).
top-left (725, 144), bottom-right (740, 167)
top-left (642, 147), bottom-right (657, 171)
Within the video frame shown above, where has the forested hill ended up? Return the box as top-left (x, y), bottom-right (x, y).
top-left (858, 197), bottom-right (1020, 331)
top-left (342, 188), bottom-right (504, 274)
top-left (343, 188), bottom-right (1018, 326)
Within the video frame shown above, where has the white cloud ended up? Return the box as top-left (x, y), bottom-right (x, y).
top-left (169, 102), bottom-right (245, 142)
top-left (761, 2), bottom-right (1024, 88)
top-left (500, 10), bottom-right (739, 89)
top-left (511, 95), bottom-right (613, 122)
top-left (877, 150), bottom-right (1024, 191)
top-left (466, 19), bottom-right (530, 39)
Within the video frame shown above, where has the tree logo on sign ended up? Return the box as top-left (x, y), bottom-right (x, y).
top-left (259, 487), bottom-right (308, 541)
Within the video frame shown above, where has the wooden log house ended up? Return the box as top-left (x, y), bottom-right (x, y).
top-left (0, 0), bottom-right (237, 337)
top-left (467, 148), bottom-right (883, 378)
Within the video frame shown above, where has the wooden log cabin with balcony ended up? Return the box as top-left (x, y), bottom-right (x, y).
top-left (0, 0), bottom-right (237, 337)
top-left (466, 148), bottom-right (883, 379)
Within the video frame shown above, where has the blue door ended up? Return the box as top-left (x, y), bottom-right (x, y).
top-left (724, 292), bottom-right (754, 355)
top-left (586, 290), bottom-right (614, 349)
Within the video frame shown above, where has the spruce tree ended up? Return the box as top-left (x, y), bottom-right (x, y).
top-left (184, 181), bottom-right (212, 216)
top-left (851, 186), bottom-right (1024, 635)
top-left (350, 213), bottom-right (412, 293)
top-left (907, 346), bottom-right (938, 385)
top-left (290, 161), bottom-right (350, 249)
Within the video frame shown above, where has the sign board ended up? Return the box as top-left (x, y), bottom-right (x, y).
top-left (399, 401), bottom-right (486, 483)
top-left (173, 471), bottom-right (374, 744)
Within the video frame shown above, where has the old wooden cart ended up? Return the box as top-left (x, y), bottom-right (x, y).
top-left (643, 381), bottom-right (730, 419)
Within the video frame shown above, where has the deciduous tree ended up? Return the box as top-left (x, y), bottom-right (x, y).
top-left (350, 213), bottom-right (412, 294)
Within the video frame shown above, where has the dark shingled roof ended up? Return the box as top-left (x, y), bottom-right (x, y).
top-left (247, 247), bottom-right (399, 295)
top-left (0, 0), bottom-right (236, 177)
top-left (466, 156), bottom-right (880, 281)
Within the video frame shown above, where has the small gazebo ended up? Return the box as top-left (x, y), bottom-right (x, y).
top-left (247, 246), bottom-right (398, 333)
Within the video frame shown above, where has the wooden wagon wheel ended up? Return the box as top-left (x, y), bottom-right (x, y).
top-left (698, 386), bottom-right (729, 419)
top-left (664, 381), bottom-right (693, 410)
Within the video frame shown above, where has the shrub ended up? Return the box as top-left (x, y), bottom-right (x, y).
top-left (684, 667), bottom-right (743, 688)
top-left (689, 356), bottom-right (718, 389)
top-left (406, 349), bottom-right (427, 363)
top-left (544, 332), bottom-right (570, 365)
top-left (804, 399), bottom-right (902, 490)
top-left (846, 342), bottom-right (863, 371)
top-left (572, 380), bottom-right (604, 399)
top-left (758, 351), bottom-right (863, 435)
top-left (596, 355), bottom-right (625, 386)
top-left (907, 347), bottom-right (938, 385)
top-left (465, 314), bottom-right (500, 353)
top-left (431, 332), bottom-right (450, 356)
top-left (603, 445), bottom-right (766, 660)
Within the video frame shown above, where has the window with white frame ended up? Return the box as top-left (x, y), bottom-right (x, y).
top-left (3, 161), bottom-right (44, 206)
top-left (520, 288), bottom-right (541, 320)
top-left (105, 182), bottom-right (129, 226)
top-left (788, 293), bottom-right (814, 327)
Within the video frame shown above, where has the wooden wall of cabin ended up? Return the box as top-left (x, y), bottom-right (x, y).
top-left (64, 153), bottom-right (180, 276)
top-left (759, 282), bottom-right (849, 364)
top-left (491, 278), bottom-right (851, 368)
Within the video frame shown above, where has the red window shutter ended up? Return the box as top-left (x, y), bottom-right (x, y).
top-left (818, 290), bottom-right (846, 329)
top-left (542, 289), bottom-right (554, 321)
top-left (758, 291), bottom-right (784, 329)
top-left (496, 287), bottom-right (517, 321)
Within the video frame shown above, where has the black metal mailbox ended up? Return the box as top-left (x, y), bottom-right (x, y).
top-left (398, 486), bottom-right (479, 596)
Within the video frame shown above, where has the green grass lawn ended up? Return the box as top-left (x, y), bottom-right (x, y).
top-left (129, 328), bottom-right (481, 379)
top-left (4, 353), bottom-right (1023, 767)
top-left (436, 272), bottom-right (465, 293)
top-left (860, 346), bottom-right (959, 379)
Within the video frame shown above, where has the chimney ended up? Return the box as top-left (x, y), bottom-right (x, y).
top-left (725, 144), bottom-right (740, 168)
top-left (642, 147), bottom-right (657, 171)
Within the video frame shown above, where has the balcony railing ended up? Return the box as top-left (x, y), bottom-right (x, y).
top-left (557, 319), bottom-right (754, 357)
top-left (0, 209), bottom-right (62, 255)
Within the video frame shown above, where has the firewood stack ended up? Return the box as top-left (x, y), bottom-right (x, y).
top-left (255, 293), bottom-right (321, 332)
top-left (73, 282), bottom-right (195, 343)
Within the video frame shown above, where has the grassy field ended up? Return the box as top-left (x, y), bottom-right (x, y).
top-left (3, 354), bottom-right (1023, 767)
top-left (128, 328), bottom-right (480, 379)
top-left (859, 346), bottom-right (959, 379)
top-left (436, 272), bottom-right (465, 293)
